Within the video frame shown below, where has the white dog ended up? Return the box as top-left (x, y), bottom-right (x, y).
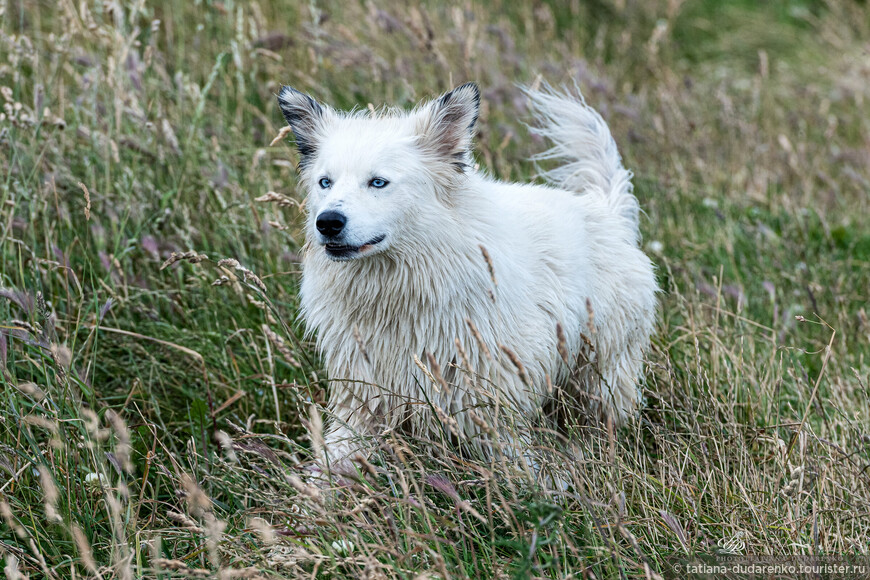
top-left (277, 83), bottom-right (657, 470)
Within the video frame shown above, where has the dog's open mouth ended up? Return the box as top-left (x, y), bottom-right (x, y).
top-left (324, 234), bottom-right (386, 259)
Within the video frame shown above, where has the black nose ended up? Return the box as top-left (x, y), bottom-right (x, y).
top-left (316, 210), bottom-right (347, 237)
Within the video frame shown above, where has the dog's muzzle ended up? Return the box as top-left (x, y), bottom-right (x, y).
top-left (324, 234), bottom-right (386, 260)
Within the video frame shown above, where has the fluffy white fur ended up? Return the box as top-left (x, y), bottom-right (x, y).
top-left (277, 83), bottom-right (658, 470)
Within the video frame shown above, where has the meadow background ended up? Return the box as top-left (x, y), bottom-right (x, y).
top-left (2, 0), bottom-right (869, 577)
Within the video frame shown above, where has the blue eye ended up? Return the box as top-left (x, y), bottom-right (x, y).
top-left (370, 178), bottom-right (389, 188)
top-left (319, 177), bottom-right (331, 189)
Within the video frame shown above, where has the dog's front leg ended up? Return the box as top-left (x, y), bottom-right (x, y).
top-left (318, 385), bottom-right (378, 475)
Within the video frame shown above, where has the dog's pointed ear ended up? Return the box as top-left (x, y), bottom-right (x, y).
top-left (277, 86), bottom-right (328, 168)
top-left (417, 82), bottom-right (480, 167)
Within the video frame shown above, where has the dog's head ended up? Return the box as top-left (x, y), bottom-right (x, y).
top-left (277, 83), bottom-right (479, 261)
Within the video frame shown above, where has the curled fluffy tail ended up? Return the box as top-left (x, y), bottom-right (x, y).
top-left (526, 86), bottom-right (639, 232)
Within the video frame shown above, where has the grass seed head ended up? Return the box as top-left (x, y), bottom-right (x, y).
top-left (38, 465), bottom-right (62, 523)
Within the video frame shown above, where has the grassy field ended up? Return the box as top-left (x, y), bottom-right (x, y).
top-left (2, 0), bottom-right (869, 577)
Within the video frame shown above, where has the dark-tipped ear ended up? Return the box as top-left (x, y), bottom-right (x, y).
top-left (417, 82), bottom-right (480, 168)
top-left (277, 86), bottom-right (327, 168)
